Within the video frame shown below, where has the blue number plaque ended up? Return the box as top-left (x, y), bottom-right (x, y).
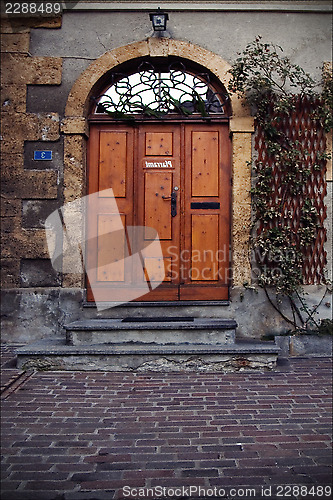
top-left (34, 151), bottom-right (52, 160)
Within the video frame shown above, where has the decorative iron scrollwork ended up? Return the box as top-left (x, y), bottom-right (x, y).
top-left (92, 61), bottom-right (228, 118)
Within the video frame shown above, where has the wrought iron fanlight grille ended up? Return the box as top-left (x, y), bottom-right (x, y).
top-left (92, 61), bottom-right (229, 119)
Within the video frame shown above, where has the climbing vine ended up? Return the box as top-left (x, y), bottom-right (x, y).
top-left (228, 36), bottom-right (332, 333)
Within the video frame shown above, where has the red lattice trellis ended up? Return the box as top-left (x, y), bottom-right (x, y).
top-left (255, 96), bottom-right (328, 284)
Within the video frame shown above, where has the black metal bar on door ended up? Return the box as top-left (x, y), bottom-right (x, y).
top-left (191, 202), bottom-right (220, 209)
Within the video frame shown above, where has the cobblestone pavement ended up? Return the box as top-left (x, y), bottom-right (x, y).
top-left (1, 344), bottom-right (332, 500)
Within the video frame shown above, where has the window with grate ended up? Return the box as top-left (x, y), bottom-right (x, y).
top-left (255, 95), bottom-right (328, 284)
top-left (91, 60), bottom-right (229, 118)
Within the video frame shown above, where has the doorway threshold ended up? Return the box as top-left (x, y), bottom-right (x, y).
top-left (82, 300), bottom-right (230, 308)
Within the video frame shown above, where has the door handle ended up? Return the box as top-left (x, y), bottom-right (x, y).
top-left (162, 187), bottom-right (178, 216)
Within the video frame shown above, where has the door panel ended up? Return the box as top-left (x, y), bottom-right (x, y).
top-left (144, 171), bottom-right (173, 240)
top-left (191, 131), bottom-right (219, 197)
top-left (87, 122), bottom-right (230, 303)
top-left (145, 132), bottom-right (173, 156)
top-left (98, 131), bottom-right (128, 197)
top-left (96, 213), bottom-right (126, 282)
top-left (191, 214), bottom-right (219, 281)
top-left (144, 257), bottom-right (172, 282)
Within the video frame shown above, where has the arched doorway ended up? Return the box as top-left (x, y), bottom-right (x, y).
top-left (62, 39), bottom-right (254, 301)
top-left (86, 58), bottom-right (231, 302)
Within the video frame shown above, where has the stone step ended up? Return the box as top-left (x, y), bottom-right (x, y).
top-left (16, 337), bottom-right (280, 372)
top-left (65, 318), bottom-right (237, 346)
top-left (81, 301), bottom-right (230, 319)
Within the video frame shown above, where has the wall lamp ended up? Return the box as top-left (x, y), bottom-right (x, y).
top-left (149, 7), bottom-right (169, 32)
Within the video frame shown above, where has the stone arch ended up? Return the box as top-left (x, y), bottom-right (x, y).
top-left (64, 38), bottom-right (249, 119)
top-left (62, 38), bottom-right (253, 288)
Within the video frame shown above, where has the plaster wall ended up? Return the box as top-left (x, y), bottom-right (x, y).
top-left (1, 286), bottom-right (332, 343)
top-left (27, 11), bottom-right (331, 114)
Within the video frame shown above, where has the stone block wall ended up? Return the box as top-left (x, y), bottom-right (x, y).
top-left (1, 16), bottom-right (63, 289)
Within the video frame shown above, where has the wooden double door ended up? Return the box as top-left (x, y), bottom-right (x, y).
top-left (87, 122), bottom-right (231, 302)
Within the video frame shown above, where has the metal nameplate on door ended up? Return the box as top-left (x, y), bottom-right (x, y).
top-left (144, 160), bottom-right (174, 168)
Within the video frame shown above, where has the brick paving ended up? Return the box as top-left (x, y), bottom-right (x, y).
top-left (1, 344), bottom-right (332, 500)
top-left (0, 344), bottom-right (24, 392)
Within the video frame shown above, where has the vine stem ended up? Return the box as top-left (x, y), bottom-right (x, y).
top-left (295, 289), bottom-right (324, 329)
top-left (289, 295), bottom-right (306, 328)
top-left (263, 286), bottom-right (296, 328)
top-left (288, 296), bottom-right (297, 328)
